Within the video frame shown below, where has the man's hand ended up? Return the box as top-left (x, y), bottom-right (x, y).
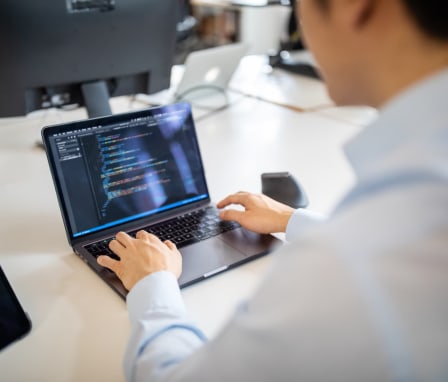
top-left (97, 230), bottom-right (182, 291)
top-left (217, 192), bottom-right (295, 234)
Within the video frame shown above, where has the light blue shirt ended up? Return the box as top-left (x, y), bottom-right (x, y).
top-left (124, 69), bottom-right (448, 382)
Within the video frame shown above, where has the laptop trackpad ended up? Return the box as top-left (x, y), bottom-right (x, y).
top-left (178, 237), bottom-right (246, 286)
top-left (220, 227), bottom-right (283, 256)
top-left (178, 229), bottom-right (282, 287)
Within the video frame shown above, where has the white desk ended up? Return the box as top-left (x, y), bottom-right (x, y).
top-left (0, 59), bottom-right (375, 381)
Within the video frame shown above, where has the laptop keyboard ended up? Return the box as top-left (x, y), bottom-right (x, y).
top-left (85, 207), bottom-right (240, 260)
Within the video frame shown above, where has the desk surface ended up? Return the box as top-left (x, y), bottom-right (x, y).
top-left (0, 57), bottom-right (375, 381)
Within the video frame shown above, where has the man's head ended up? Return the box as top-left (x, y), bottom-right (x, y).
top-left (298, 0), bottom-right (448, 107)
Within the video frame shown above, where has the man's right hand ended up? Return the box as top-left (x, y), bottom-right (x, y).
top-left (217, 192), bottom-right (295, 234)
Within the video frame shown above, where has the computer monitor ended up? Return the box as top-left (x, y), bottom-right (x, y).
top-left (0, 0), bottom-right (178, 118)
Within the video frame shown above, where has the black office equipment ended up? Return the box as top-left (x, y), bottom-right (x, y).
top-left (261, 172), bottom-right (309, 208)
top-left (268, 51), bottom-right (321, 80)
top-left (0, 0), bottom-right (178, 118)
top-left (271, 0), bottom-right (321, 80)
top-left (0, 266), bottom-right (32, 351)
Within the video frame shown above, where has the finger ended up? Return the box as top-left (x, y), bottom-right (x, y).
top-left (97, 255), bottom-right (119, 273)
top-left (135, 230), bottom-right (151, 241)
top-left (146, 232), bottom-right (163, 243)
top-left (219, 208), bottom-right (246, 222)
top-left (164, 240), bottom-right (177, 250)
top-left (217, 192), bottom-right (249, 208)
top-left (115, 231), bottom-right (133, 248)
top-left (109, 238), bottom-right (126, 257)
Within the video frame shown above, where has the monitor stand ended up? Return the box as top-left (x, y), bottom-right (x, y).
top-left (81, 80), bottom-right (113, 118)
top-left (34, 80), bottom-right (113, 150)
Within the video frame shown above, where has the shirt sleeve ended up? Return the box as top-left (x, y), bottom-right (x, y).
top-left (285, 208), bottom-right (327, 242)
top-left (124, 271), bottom-right (207, 382)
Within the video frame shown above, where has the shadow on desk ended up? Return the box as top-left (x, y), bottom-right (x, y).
top-left (1, 211), bottom-right (69, 254)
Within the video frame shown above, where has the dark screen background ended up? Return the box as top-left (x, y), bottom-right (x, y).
top-left (50, 105), bottom-right (209, 237)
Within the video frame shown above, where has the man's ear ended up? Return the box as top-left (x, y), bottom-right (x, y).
top-left (334, 0), bottom-right (376, 31)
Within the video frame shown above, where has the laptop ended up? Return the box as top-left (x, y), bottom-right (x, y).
top-left (146, 43), bottom-right (248, 105)
top-left (42, 102), bottom-right (281, 299)
top-left (174, 43), bottom-right (248, 101)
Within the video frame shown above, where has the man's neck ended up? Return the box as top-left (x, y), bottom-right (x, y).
top-left (369, 38), bottom-right (448, 108)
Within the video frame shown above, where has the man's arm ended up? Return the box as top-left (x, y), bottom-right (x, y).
top-left (104, 231), bottom-right (401, 382)
top-left (97, 231), bottom-right (207, 381)
top-left (96, 192), bottom-right (326, 381)
top-left (285, 209), bottom-right (327, 241)
top-left (124, 272), bottom-right (206, 382)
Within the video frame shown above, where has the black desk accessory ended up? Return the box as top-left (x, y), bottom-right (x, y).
top-left (261, 172), bottom-right (309, 208)
top-left (268, 50), bottom-right (321, 80)
top-left (0, 266), bottom-right (32, 351)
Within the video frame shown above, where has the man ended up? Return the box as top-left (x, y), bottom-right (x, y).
top-left (98, 0), bottom-right (448, 380)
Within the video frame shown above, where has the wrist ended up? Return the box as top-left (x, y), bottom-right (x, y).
top-left (278, 210), bottom-right (294, 233)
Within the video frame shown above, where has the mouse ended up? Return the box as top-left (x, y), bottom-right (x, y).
top-left (261, 172), bottom-right (309, 209)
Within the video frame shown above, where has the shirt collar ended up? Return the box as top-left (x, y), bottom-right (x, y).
top-left (344, 68), bottom-right (448, 179)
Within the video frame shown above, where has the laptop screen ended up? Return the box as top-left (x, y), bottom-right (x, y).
top-left (43, 103), bottom-right (210, 240)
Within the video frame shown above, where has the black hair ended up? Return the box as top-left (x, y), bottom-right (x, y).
top-left (313, 0), bottom-right (448, 41)
top-left (402, 0), bottom-right (448, 40)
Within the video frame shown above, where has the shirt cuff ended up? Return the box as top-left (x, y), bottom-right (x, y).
top-left (126, 271), bottom-right (186, 323)
top-left (285, 209), bottom-right (327, 242)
